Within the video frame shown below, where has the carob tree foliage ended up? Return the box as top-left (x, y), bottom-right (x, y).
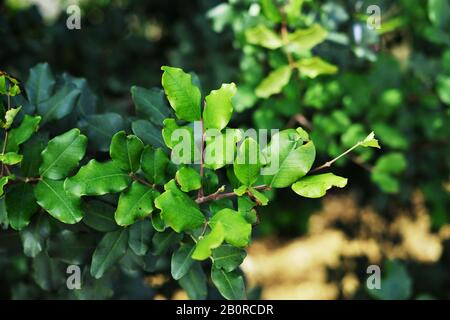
top-left (0, 64), bottom-right (379, 299)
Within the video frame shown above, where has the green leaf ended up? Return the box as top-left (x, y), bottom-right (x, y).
top-left (47, 230), bottom-right (95, 264)
top-left (151, 229), bottom-right (183, 255)
top-left (171, 242), bottom-right (196, 280)
top-left (203, 83), bottom-right (236, 131)
top-left (37, 84), bottom-right (80, 124)
top-left (110, 131), bottom-right (144, 173)
top-left (154, 180), bottom-right (205, 233)
top-left (292, 173), bottom-right (348, 198)
top-left (65, 160), bottom-right (131, 197)
top-left (204, 129), bottom-right (242, 170)
top-left (264, 130), bottom-right (316, 188)
top-left (115, 181), bottom-right (158, 226)
top-left (39, 128), bottom-right (87, 180)
top-left (90, 229), bottom-right (129, 279)
top-left (437, 75), bottom-right (450, 105)
top-left (131, 120), bottom-right (166, 149)
top-left (234, 137), bottom-right (263, 186)
top-left (212, 245), bottom-right (247, 272)
top-left (179, 262), bottom-right (207, 300)
top-left (151, 212), bottom-right (166, 232)
top-left (20, 214), bottom-right (51, 258)
top-left (79, 113), bottom-right (124, 152)
top-left (371, 153), bottom-right (406, 193)
top-left (25, 63), bottom-right (55, 105)
top-left (287, 24), bottom-right (328, 52)
top-left (34, 179), bottom-right (84, 224)
top-left (361, 131), bottom-right (381, 148)
top-left (0, 176), bottom-right (8, 197)
top-left (192, 222), bottom-right (225, 260)
top-left (0, 152), bottom-right (22, 165)
top-left (428, 0), bottom-right (450, 29)
top-left (32, 253), bottom-right (64, 291)
top-left (6, 183), bottom-right (39, 230)
top-left (211, 267), bottom-right (246, 300)
top-left (175, 167), bottom-right (202, 192)
top-left (83, 200), bottom-right (119, 232)
top-left (128, 219), bottom-right (154, 256)
top-left (161, 66), bottom-right (201, 121)
top-left (260, 0), bottom-right (282, 23)
top-left (2, 106), bottom-right (22, 129)
top-left (141, 146), bottom-right (169, 185)
top-left (0, 76), bottom-right (5, 94)
top-left (209, 208), bottom-right (251, 247)
top-left (248, 187), bottom-right (269, 206)
top-left (297, 57), bottom-right (338, 78)
top-left (6, 115), bottom-right (41, 153)
top-left (234, 185), bottom-right (247, 196)
top-left (245, 25), bottom-right (283, 49)
top-left (131, 86), bottom-right (171, 124)
top-left (256, 65), bottom-right (292, 98)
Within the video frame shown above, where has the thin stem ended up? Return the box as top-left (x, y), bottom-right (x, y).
top-left (130, 173), bottom-right (155, 188)
top-left (310, 142), bottom-right (363, 173)
top-left (196, 184), bottom-right (270, 204)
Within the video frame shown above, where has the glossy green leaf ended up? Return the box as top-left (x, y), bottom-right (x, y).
top-left (34, 179), bottom-right (84, 224)
top-left (204, 129), bottom-right (242, 170)
top-left (161, 66), bottom-right (201, 121)
top-left (211, 267), bottom-right (246, 300)
top-left (25, 63), bottom-right (55, 105)
top-left (264, 130), bottom-right (316, 188)
top-left (0, 152), bottom-right (22, 165)
top-left (110, 131), bottom-right (144, 173)
top-left (39, 128), bottom-right (87, 180)
top-left (292, 173), bottom-right (348, 198)
top-left (6, 115), bottom-right (41, 153)
top-left (171, 242), bottom-right (196, 280)
top-left (175, 167), bottom-right (201, 192)
top-left (154, 180), bottom-right (205, 232)
top-left (245, 25), bottom-right (283, 49)
top-left (287, 24), bottom-right (328, 52)
top-left (212, 245), bottom-right (247, 272)
top-left (115, 181), bottom-right (158, 226)
top-left (234, 137), bottom-right (263, 186)
top-left (255, 65), bottom-right (292, 98)
top-left (248, 187), bottom-right (269, 205)
top-left (6, 183), bottom-right (39, 230)
top-left (192, 222), bottom-right (225, 260)
top-left (65, 160), bottom-right (131, 197)
top-left (209, 208), bottom-right (251, 247)
top-left (203, 83), bottom-right (236, 130)
top-left (141, 146), bottom-right (169, 185)
top-left (128, 219), bottom-right (154, 256)
top-left (297, 57), bottom-right (338, 78)
top-left (0, 177), bottom-right (8, 197)
top-left (90, 229), bottom-right (129, 279)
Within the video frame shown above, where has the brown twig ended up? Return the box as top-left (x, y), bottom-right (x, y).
top-left (196, 184), bottom-right (270, 204)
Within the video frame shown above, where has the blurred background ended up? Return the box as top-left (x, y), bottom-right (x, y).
top-left (0, 0), bottom-right (449, 299)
